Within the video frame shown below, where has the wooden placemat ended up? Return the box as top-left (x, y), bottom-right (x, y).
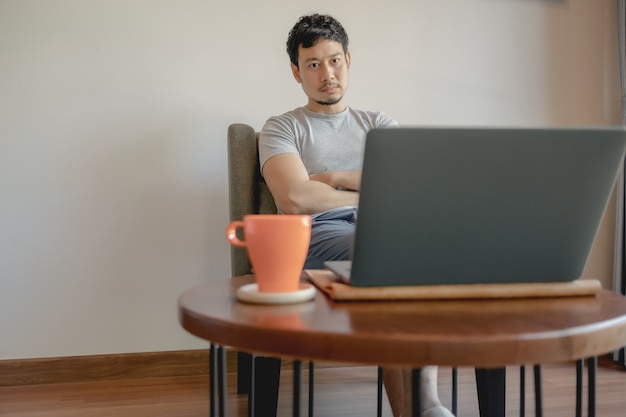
top-left (305, 269), bottom-right (602, 301)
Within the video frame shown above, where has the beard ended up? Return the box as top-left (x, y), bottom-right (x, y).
top-left (315, 95), bottom-right (344, 106)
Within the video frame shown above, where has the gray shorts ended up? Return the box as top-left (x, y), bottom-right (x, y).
top-left (304, 206), bottom-right (357, 269)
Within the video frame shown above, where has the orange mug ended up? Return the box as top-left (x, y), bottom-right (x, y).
top-left (226, 214), bottom-right (311, 293)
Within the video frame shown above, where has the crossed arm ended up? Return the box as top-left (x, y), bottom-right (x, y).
top-left (262, 153), bottom-right (360, 215)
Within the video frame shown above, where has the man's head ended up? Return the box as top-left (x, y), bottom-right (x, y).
top-left (287, 14), bottom-right (351, 114)
top-left (287, 14), bottom-right (349, 68)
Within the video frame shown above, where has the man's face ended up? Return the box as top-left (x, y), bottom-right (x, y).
top-left (291, 39), bottom-right (350, 114)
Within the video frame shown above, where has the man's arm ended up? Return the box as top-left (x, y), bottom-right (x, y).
top-left (262, 153), bottom-right (360, 215)
top-left (309, 170), bottom-right (361, 191)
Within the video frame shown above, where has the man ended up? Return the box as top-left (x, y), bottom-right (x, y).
top-left (259, 13), bottom-right (395, 270)
top-left (259, 13), bottom-right (454, 417)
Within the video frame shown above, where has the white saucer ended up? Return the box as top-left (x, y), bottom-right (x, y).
top-left (236, 283), bottom-right (316, 305)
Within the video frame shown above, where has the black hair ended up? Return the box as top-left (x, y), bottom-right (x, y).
top-left (286, 14), bottom-right (349, 67)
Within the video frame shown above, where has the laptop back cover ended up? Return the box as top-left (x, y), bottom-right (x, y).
top-left (349, 127), bottom-right (626, 287)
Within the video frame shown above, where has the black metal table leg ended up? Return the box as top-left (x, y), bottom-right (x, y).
top-left (533, 365), bottom-right (542, 417)
top-left (412, 368), bottom-right (423, 417)
top-left (588, 356), bottom-right (597, 417)
top-left (308, 362), bottom-right (314, 417)
top-left (519, 365), bottom-right (526, 417)
top-left (218, 346), bottom-right (227, 417)
top-left (293, 360), bottom-right (302, 417)
top-left (209, 344), bottom-right (217, 417)
top-left (575, 357), bottom-right (597, 417)
top-left (452, 367), bottom-right (458, 416)
top-left (377, 367), bottom-right (383, 417)
top-left (576, 359), bottom-right (583, 417)
top-left (248, 353), bottom-right (255, 417)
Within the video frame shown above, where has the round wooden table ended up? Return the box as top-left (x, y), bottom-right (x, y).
top-left (178, 275), bottom-right (626, 416)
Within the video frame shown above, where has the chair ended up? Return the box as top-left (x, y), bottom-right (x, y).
top-left (227, 123), bottom-right (282, 416)
top-left (227, 123), bottom-right (278, 274)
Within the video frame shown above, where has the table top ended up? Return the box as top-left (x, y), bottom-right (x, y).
top-left (178, 275), bottom-right (626, 368)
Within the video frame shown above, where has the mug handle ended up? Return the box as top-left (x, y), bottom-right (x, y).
top-left (225, 221), bottom-right (246, 247)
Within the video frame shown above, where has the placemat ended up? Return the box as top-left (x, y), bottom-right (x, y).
top-left (305, 269), bottom-right (602, 301)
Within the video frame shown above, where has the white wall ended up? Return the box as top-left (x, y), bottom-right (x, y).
top-left (0, 0), bottom-right (620, 360)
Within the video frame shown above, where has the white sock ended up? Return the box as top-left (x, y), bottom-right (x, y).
top-left (422, 404), bottom-right (455, 417)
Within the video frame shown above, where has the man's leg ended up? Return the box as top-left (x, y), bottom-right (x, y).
top-left (475, 367), bottom-right (506, 417)
top-left (382, 368), bottom-right (405, 417)
top-left (304, 207), bottom-right (357, 269)
top-left (253, 356), bottom-right (282, 417)
top-left (383, 367), bottom-right (454, 417)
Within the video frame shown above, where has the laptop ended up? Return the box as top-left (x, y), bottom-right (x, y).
top-left (325, 126), bottom-right (626, 287)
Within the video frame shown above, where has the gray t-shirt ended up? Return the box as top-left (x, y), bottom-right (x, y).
top-left (259, 106), bottom-right (397, 175)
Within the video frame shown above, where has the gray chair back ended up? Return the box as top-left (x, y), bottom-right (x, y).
top-left (227, 123), bottom-right (277, 276)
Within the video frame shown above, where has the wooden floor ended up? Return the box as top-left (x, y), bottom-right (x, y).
top-left (1, 358), bottom-right (625, 416)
